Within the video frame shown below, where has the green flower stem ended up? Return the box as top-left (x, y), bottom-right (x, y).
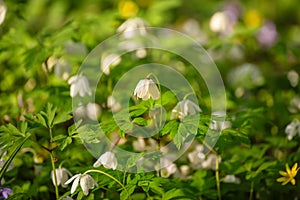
top-left (84, 169), bottom-right (127, 193)
top-left (147, 73), bottom-right (163, 177)
top-left (50, 152), bottom-right (59, 199)
top-left (249, 181), bottom-right (254, 200)
top-left (49, 127), bottom-right (59, 199)
top-left (215, 154), bottom-right (221, 200)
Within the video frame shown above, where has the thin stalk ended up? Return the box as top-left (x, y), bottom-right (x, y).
top-left (147, 73), bottom-right (163, 176)
top-left (249, 181), bottom-right (254, 200)
top-left (50, 153), bottom-right (59, 199)
top-left (84, 169), bottom-right (127, 192)
top-left (49, 127), bottom-right (59, 199)
top-left (215, 154), bottom-right (221, 200)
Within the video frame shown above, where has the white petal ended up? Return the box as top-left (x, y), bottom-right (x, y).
top-left (93, 157), bottom-right (102, 168)
top-left (68, 76), bottom-right (78, 85)
top-left (65, 173), bottom-right (81, 185)
top-left (70, 84), bottom-right (77, 97)
top-left (70, 175), bottom-right (81, 194)
top-left (80, 175), bottom-right (90, 196)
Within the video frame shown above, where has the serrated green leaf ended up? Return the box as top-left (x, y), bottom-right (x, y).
top-left (162, 188), bottom-right (184, 200)
top-left (53, 111), bottom-right (72, 125)
top-left (132, 117), bottom-right (147, 126)
top-left (161, 120), bottom-right (179, 136)
top-left (36, 113), bottom-right (47, 128)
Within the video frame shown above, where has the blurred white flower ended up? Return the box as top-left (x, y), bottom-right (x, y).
top-left (0, 0), bottom-right (7, 25)
top-left (117, 17), bottom-right (148, 38)
top-left (73, 103), bottom-right (101, 121)
top-left (210, 120), bottom-right (231, 132)
top-left (101, 53), bottom-right (121, 75)
top-left (107, 95), bottom-right (122, 112)
top-left (285, 121), bottom-right (300, 141)
top-left (289, 96), bottom-right (300, 113)
top-left (223, 174), bottom-right (241, 184)
top-left (180, 18), bottom-right (208, 44)
top-left (86, 103), bottom-right (101, 121)
top-left (133, 138), bottom-right (157, 152)
top-left (227, 63), bottom-right (265, 90)
top-left (187, 144), bottom-right (206, 169)
top-left (93, 151), bottom-right (118, 170)
top-left (156, 159), bottom-right (177, 178)
top-left (51, 167), bottom-right (72, 188)
top-left (54, 59), bottom-right (72, 80)
top-left (210, 12), bottom-right (233, 35)
top-left (68, 75), bottom-right (92, 97)
top-left (287, 70), bottom-right (299, 88)
top-left (133, 138), bottom-right (146, 152)
top-left (134, 78), bottom-right (160, 100)
top-left (65, 174), bottom-right (98, 196)
top-left (201, 154), bottom-right (221, 170)
top-left (171, 99), bottom-right (201, 120)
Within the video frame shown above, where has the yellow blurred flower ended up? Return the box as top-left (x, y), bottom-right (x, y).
top-left (276, 163), bottom-right (299, 185)
top-left (119, 0), bottom-right (139, 19)
top-left (244, 10), bottom-right (263, 28)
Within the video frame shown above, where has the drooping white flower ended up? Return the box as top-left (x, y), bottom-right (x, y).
top-left (155, 159), bottom-right (177, 178)
top-left (65, 173), bottom-right (98, 196)
top-left (134, 78), bottom-right (160, 100)
top-left (85, 103), bottom-right (101, 121)
top-left (68, 75), bottom-right (92, 97)
top-left (133, 138), bottom-right (157, 152)
top-left (187, 144), bottom-right (206, 169)
top-left (0, 0), bottom-right (7, 25)
top-left (117, 17), bottom-right (148, 38)
top-left (289, 96), bottom-right (300, 113)
top-left (51, 167), bottom-right (72, 188)
top-left (201, 154), bottom-right (221, 170)
top-left (223, 174), bottom-right (241, 184)
top-left (285, 121), bottom-right (300, 140)
top-left (171, 99), bottom-right (201, 120)
top-left (287, 70), bottom-right (299, 88)
top-left (93, 151), bottom-right (118, 170)
top-left (101, 53), bottom-right (121, 75)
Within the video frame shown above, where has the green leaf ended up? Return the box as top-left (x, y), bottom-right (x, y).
top-left (132, 117), bottom-right (147, 126)
top-left (53, 110), bottom-right (72, 125)
top-left (0, 135), bottom-right (30, 181)
top-left (161, 120), bottom-right (179, 136)
top-left (162, 188), bottom-right (185, 200)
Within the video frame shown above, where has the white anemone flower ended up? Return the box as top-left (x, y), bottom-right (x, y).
top-left (171, 99), bottom-right (201, 120)
top-left (101, 53), bottom-right (121, 75)
top-left (0, 0), bottom-right (7, 25)
top-left (93, 151), bottom-right (118, 170)
top-left (51, 167), bottom-right (72, 188)
top-left (285, 121), bottom-right (300, 141)
top-left (223, 175), bottom-right (241, 184)
top-left (68, 75), bottom-right (92, 97)
top-left (65, 173), bottom-right (98, 196)
top-left (155, 159), bottom-right (177, 178)
top-left (134, 78), bottom-right (160, 100)
top-left (117, 17), bottom-right (148, 38)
